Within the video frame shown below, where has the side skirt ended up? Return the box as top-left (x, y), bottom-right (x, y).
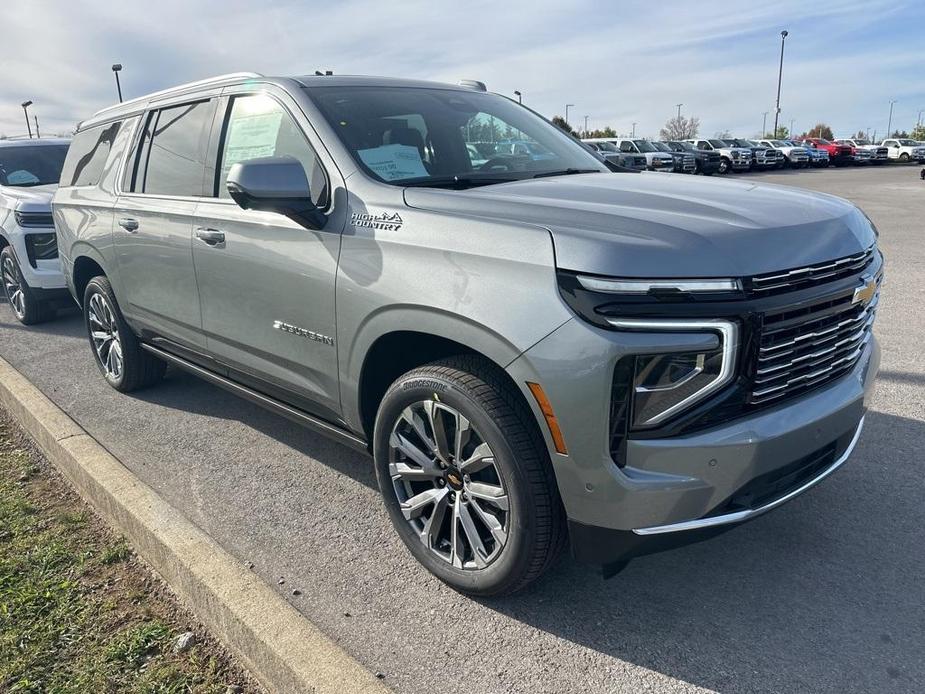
top-left (140, 343), bottom-right (370, 455)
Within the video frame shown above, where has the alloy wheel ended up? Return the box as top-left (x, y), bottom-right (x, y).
top-left (2, 255), bottom-right (25, 319)
top-left (389, 400), bottom-right (510, 570)
top-left (88, 293), bottom-right (124, 380)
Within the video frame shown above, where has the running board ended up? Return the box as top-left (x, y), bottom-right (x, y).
top-left (140, 343), bottom-right (370, 454)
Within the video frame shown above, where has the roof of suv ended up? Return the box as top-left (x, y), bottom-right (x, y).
top-left (82, 72), bottom-right (480, 130)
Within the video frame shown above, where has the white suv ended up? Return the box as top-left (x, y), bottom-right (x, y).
top-left (0, 137), bottom-right (72, 323)
top-left (881, 138), bottom-right (925, 163)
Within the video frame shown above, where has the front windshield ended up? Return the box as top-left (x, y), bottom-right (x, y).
top-left (898, 139), bottom-right (918, 146)
top-left (708, 139), bottom-right (728, 148)
top-left (744, 140), bottom-right (761, 147)
top-left (771, 140), bottom-right (787, 147)
top-left (649, 141), bottom-right (670, 152)
top-left (814, 138), bottom-right (832, 145)
top-left (306, 86), bottom-right (606, 186)
top-left (0, 144), bottom-right (69, 187)
top-left (595, 142), bottom-right (619, 152)
top-left (853, 140), bottom-right (870, 146)
top-left (671, 141), bottom-right (695, 152)
top-left (632, 139), bottom-right (656, 152)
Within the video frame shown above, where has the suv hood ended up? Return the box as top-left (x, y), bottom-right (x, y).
top-left (403, 173), bottom-right (876, 278)
top-left (1, 183), bottom-right (57, 213)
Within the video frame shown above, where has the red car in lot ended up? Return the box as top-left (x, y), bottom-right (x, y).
top-left (798, 137), bottom-right (853, 166)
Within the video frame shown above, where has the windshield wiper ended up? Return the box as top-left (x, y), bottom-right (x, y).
top-left (532, 168), bottom-right (601, 178)
top-left (403, 175), bottom-right (517, 189)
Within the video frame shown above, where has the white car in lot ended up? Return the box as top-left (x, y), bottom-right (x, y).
top-left (686, 138), bottom-right (752, 173)
top-left (611, 138), bottom-right (675, 171)
top-left (836, 139), bottom-right (889, 164)
top-left (0, 137), bottom-right (72, 324)
top-left (758, 139), bottom-right (810, 168)
top-left (880, 138), bottom-right (925, 162)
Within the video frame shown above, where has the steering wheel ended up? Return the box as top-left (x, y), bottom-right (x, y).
top-left (478, 156), bottom-right (523, 172)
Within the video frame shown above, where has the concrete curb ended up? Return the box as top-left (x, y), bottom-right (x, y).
top-left (0, 355), bottom-right (390, 694)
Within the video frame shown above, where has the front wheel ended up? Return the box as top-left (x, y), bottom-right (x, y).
top-left (373, 356), bottom-right (566, 596)
top-left (899, 152), bottom-right (910, 162)
top-left (717, 157), bottom-right (730, 174)
top-left (83, 276), bottom-right (165, 392)
top-left (1, 246), bottom-right (54, 325)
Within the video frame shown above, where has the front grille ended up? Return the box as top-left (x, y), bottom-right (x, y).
top-left (749, 244), bottom-right (875, 295)
top-left (750, 285), bottom-right (879, 405)
top-left (14, 211), bottom-right (54, 228)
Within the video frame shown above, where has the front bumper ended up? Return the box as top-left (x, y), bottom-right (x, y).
top-left (508, 316), bottom-right (879, 567)
top-left (4, 227), bottom-right (66, 290)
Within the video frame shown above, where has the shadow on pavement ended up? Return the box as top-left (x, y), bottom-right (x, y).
top-left (480, 409), bottom-right (924, 693)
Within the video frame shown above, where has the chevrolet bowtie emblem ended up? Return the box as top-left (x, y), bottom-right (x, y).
top-left (852, 276), bottom-right (877, 306)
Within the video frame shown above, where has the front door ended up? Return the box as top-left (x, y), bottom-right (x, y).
top-left (192, 91), bottom-right (342, 421)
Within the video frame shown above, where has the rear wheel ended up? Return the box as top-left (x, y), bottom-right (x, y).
top-left (83, 276), bottom-right (165, 392)
top-left (899, 152), bottom-right (910, 162)
top-left (373, 355), bottom-right (566, 596)
top-left (1, 246), bottom-right (54, 325)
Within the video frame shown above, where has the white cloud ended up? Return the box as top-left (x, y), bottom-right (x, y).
top-left (1, 0), bottom-right (923, 139)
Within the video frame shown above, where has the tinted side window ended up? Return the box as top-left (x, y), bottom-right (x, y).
top-left (60, 121), bottom-right (121, 187)
top-left (217, 95), bottom-right (327, 206)
top-left (136, 100), bottom-right (215, 196)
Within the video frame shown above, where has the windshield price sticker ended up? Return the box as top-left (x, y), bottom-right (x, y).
top-left (357, 144), bottom-right (429, 181)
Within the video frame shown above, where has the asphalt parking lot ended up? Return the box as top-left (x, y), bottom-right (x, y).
top-left (0, 164), bottom-right (922, 694)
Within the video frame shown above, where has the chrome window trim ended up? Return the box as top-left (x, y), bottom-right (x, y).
top-left (606, 318), bottom-right (738, 426)
top-left (577, 277), bottom-right (741, 294)
top-left (633, 416), bottom-right (865, 535)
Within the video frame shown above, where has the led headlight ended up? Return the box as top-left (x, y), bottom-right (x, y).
top-left (608, 319), bottom-right (738, 428)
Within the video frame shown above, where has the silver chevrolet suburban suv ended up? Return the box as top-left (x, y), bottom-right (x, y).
top-left (53, 73), bottom-right (881, 596)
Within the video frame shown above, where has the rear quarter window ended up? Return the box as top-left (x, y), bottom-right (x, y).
top-left (59, 121), bottom-right (122, 187)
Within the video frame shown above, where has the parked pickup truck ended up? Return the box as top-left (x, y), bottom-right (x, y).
top-left (612, 139), bottom-right (675, 172)
top-left (650, 141), bottom-right (696, 173)
top-left (836, 139), bottom-right (888, 164)
top-left (799, 138), bottom-right (853, 166)
top-left (665, 140), bottom-right (722, 175)
top-left (880, 138), bottom-right (925, 162)
top-left (758, 139), bottom-right (810, 168)
top-left (725, 139), bottom-right (780, 170)
top-left (687, 138), bottom-right (752, 173)
top-left (581, 139), bottom-right (647, 171)
top-left (53, 73), bottom-right (881, 595)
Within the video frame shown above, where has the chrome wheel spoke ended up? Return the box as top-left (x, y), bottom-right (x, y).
top-left (400, 488), bottom-right (446, 521)
top-left (458, 442), bottom-right (493, 474)
top-left (468, 496), bottom-right (507, 545)
top-left (449, 503), bottom-right (464, 568)
top-left (390, 431), bottom-right (438, 474)
top-left (457, 500), bottom-right (488, 568)
top-left (421, 490), bottom-right (450, 547)
top-left (427, 402), bottom-right (455, 464)
top-left (465, 481), bottom-right (508, 511)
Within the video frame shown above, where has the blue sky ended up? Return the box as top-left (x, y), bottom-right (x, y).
top-left (2, 0), bottom-right (923, 140)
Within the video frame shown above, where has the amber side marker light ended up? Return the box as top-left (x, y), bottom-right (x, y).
top-left (526, 382), bottom-right (568, 454)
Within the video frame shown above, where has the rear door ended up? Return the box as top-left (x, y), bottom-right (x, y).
top-left (113, 98), bottom-right (218, 353)
top-left (191, 87), bottom-right (344, 421)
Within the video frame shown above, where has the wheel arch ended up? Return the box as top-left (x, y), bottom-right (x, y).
top-left (71, 245), bottom-right (110, 307)
top-left (348, 310), bottom-right (530, 441)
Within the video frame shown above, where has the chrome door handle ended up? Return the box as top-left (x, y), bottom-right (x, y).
top-left (118, 218), bottom-right (139, 232)
top-left (195, 227), bottom-right (225, 247)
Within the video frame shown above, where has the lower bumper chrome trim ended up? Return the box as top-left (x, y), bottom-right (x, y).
top-left (632, 416), bottom-right (865, 535)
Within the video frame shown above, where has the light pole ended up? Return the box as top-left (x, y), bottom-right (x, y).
top-left (513, 90), bottom-right (521, 104)
top-left (34, 116), bottom-right (40, 138)
top-left (773, 30), bottom-right (788, 136)
top-left (112, 63), bottom-right (123, 102)
top-left (676, 103), bottom-right (683, 120)
top-left (21, 101), bottom-right (33, 139)
top-left (583, 115), bottom-right (589, 135)
top-left (789, 118), bottom-right (795, 138)
top-left (917, 109), bottom-right (923, 128)
top-left (887, 100), bottom-right (896, 137)
top-left (565, 104), bottom-right (574, 128)
top-left (631, 122), bottom-right (637, 137)
top-left (762, 111), bottom-right (769, 137)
